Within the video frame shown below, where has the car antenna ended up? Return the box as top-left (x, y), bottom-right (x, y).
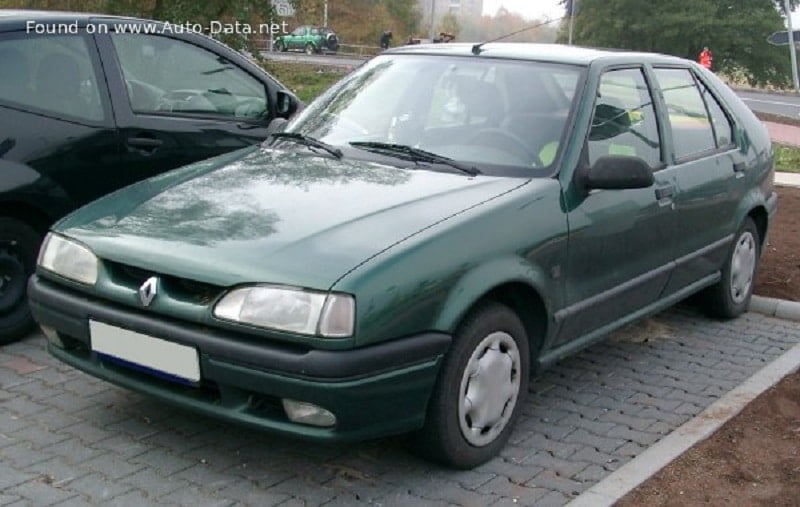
top-left (471, 17), bottom-right (564, 55)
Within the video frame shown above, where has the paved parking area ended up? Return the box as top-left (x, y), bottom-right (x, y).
top-left (2, 305), bottom-right (799, 506)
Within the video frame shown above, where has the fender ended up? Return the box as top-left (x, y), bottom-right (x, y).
top-left (0, 160), bottom-right (73, 221)
top-left (434, 255), bottom-right (556, 337)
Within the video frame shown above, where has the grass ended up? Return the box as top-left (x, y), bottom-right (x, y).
top-left (259, 62), bottom-right (347, 103)
top-left (774, 143), bottom-right (800, 173)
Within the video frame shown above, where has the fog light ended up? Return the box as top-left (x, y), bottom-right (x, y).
top-left (40, 325), bottom-right (64, 347)
top-left (282, 399), bottom-right (336, 427)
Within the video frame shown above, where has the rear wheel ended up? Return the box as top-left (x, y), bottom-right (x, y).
top-left (701, 217), bottom-right (760, 319)
top-left (0, 218), bottom-right (41, 344)
top-left (414, 302), bottom-right (529, 468)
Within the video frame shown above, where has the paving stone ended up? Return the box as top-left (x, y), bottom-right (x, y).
top-left (64, 473), bottom-right (131, 502)
top-left (6, 479), bottom-right (81, 506)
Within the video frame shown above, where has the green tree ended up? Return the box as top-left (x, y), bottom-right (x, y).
top-left (559, 0), bottom-right (793, 86)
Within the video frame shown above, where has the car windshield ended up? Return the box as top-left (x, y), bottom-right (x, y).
top-left (284, 54), bottom-right (583, 175)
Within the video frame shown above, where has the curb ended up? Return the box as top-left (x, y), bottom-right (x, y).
top-left (749, 295), bottom-right (800, 321)
top-left (567, 324), bottom-right (800, 507)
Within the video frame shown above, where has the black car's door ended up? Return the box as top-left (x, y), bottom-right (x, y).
top-left (94, 23), bottom-right (279, 184)
top-left (0, 29), bottom-right (119, 211)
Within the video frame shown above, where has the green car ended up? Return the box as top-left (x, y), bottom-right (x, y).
top-left (275, 25), bottom-right (339, 55)
top-left (30, 43), bottom-right (776, 468)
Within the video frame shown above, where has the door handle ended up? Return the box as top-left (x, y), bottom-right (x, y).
top-left (655, 185), bottom-right (675, 200)
top-left (733, 162), bottom-right (746, 173)
top-left (127, 136), bottom-right (163, 154)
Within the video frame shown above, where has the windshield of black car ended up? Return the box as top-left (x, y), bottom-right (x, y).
top-left (283, 54), bottom-right (582, 175)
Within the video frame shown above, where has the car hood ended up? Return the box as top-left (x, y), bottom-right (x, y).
top-left (57, 146), bottom-right (527, 290)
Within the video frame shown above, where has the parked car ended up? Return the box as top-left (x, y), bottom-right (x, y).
top-left (275, 25), bottom-right (339, 55)
top-left (0, 10), bottom-right (300, 343)
top-left (30, 43), bottom-right (776, 468)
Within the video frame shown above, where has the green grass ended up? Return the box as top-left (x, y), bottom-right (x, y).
top-left (774, 143), bottom-right (800, 173)
top-left (260, 62), bottom-right (347, 103)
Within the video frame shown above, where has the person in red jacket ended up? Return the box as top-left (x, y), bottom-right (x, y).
top-left (699, 47), bottom-right (713, 70)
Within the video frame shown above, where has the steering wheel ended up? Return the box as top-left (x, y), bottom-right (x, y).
top-left (467, 128), bottom-right (543, 168)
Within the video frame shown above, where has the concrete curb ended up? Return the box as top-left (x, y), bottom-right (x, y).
top-left (567, 335), bottom-right (800, 507)
top-left (750, 295), bottom-right (800, 321)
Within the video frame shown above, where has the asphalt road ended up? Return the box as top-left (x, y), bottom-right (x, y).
top-left (260, 50), bottom-right (366, 68)
top-left (736, 89), bottom-right (800, 118)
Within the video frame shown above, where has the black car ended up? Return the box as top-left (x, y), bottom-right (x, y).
top-left (0, 10), bottom-right (300, 343)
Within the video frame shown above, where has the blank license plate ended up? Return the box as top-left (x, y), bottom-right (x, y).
top-left (90, 320), bottom-right (200, 384)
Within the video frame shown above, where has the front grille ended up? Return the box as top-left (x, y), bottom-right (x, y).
top-left (105, 261), bottom-right (225, 305)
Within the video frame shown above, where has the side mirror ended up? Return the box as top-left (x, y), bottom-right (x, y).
top-left (585, 155), bottom-right (655, 190)
top-left (276, 90), bottom-right (299, 118)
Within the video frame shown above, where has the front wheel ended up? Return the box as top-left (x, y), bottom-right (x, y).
top-left (0, 218), bottom-right (41, 344)
top-left (701, 217), bottom-right (760, 319)
top-left (414, 302), bottom-right (529, 468)
top-left (304, 43), bottom-right (316, 56)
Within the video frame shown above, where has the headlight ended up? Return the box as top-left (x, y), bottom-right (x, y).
top-left (37, 233), bottom-right (98, 285)
top-left (213, 285), bottom-right (355, 337)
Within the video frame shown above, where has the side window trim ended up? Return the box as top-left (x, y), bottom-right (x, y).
top-left (0, 30), bottom-right (113, 127)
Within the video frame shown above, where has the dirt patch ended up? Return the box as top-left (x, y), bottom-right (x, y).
top-left (754, 186), bottom-right (800, 302)
top-left (617, 372), bottom-right (800, 506)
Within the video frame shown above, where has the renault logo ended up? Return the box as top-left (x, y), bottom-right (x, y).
top-left (138, 276), bottom-right (159, 307)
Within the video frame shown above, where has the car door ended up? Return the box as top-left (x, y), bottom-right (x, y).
top-left (0, 29), bottom-right (118, 209)
top-left (289, 26), bottom-right (306, 50)
top-left (651, 67), bottom-right (745, 294)
top-left (555, 66), bottom-right (677, 345)
top-left (94, 25), bottom-right (278, 185)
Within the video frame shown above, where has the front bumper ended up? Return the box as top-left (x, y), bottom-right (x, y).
top-left (29, 275), bottom-right (450, 442)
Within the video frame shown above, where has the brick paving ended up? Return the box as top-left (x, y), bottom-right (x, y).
top-left (2, 305), bottom-right (799, 506)
top-left (764, 120), bottom-right (800, 147)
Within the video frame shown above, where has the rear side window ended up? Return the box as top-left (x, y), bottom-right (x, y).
top-left (653, 68), bottom-right (716, 160)
top-left (699, 81), bottom-right (734, 147)
top-left (111, 34), bottom-right (268, 120)
top-left (588, 68), bottom-right (661, 168)
top-left (0, 34), bottom-right (105, 122)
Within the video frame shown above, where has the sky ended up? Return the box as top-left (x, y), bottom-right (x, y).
top-left (482, 0), bottom-right (564, 21)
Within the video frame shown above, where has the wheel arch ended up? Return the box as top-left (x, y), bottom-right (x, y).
top-left (0, 200), bottom-right (55, 234)
top-left (747, 205), bottom-right (768, 249)
top-left (434, 257), bottom-right (554, 362)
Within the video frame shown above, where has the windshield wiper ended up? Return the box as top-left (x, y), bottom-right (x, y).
top-left (271, 132), bottom-right (343, 159)
top-left (349, 142), bottom-right (481, 176)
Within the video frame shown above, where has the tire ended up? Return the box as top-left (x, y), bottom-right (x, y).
top-left (414, 302), bottom-right (530, 468)
top-left (279, 41), bottom-right (288, 52)
top-left (305, 43), bottom-right (315, 56)
top-left (701, 217), bottom-right (760, 319)
top-left (0, 218), bottom-right (42, 344)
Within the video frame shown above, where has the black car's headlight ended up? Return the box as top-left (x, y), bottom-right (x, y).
top-left (213, 285), bottom-right (355, 337)
top-left (37, 233), bottom-right (99, 285)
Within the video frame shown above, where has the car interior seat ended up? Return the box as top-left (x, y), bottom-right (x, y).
top-left (35, 53), bottom-right (90, 119)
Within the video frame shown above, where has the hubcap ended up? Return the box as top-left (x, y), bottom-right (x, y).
top-left (0, 242), bottom-right (26, 313)
top-left (730, 231), bottom-right (757, 304)
top-left (458, 331), bottom-right (521, 447)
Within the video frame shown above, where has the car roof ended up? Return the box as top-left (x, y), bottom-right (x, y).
top-left (386, 42), bottom-right (690, 67)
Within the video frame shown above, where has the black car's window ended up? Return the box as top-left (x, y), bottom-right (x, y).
top-left (699, 80), bottom-right (734, 148)
top-left (111, 34), bottom-right (268, 120)
top-left (588, 68), bottom-right (661, 168)
top-left (653, 68), bottom-right (716, 160)
top-left (0, 34), bottom-right (105, 122)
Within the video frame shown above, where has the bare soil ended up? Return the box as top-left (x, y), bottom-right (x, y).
top-left (754, 186), bottom-right (800, 302)
top-left (618, 372), bottom-right (800, 506)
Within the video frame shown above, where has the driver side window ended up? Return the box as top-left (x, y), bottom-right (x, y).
top-left (111, 34), bottom-right (268, 120)
top-left (588, 68), bottom-right (661, 168)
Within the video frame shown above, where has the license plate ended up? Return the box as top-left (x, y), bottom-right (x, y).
top-left (90, 320), bottom-right (200, 384)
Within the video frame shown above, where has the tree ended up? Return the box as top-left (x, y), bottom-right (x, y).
top-left (558, 0), bottom-right (793, 86)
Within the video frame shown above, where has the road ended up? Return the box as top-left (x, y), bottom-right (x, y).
top-left (260, 50), bottom-right (367, 68)
top-left (736, 89), bottom-right (800, 118)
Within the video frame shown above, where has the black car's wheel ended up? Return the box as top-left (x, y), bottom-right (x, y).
top-left (414, 302), bottom-right (529, 468)
top-left (279, 40), bottom-right (288, 52)
top-left (701, 217), bottom-right (760, 319)
top-left (0, 218), bottom-right (41, 344)
top-left (305, 43), bottom-right (316, 56)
